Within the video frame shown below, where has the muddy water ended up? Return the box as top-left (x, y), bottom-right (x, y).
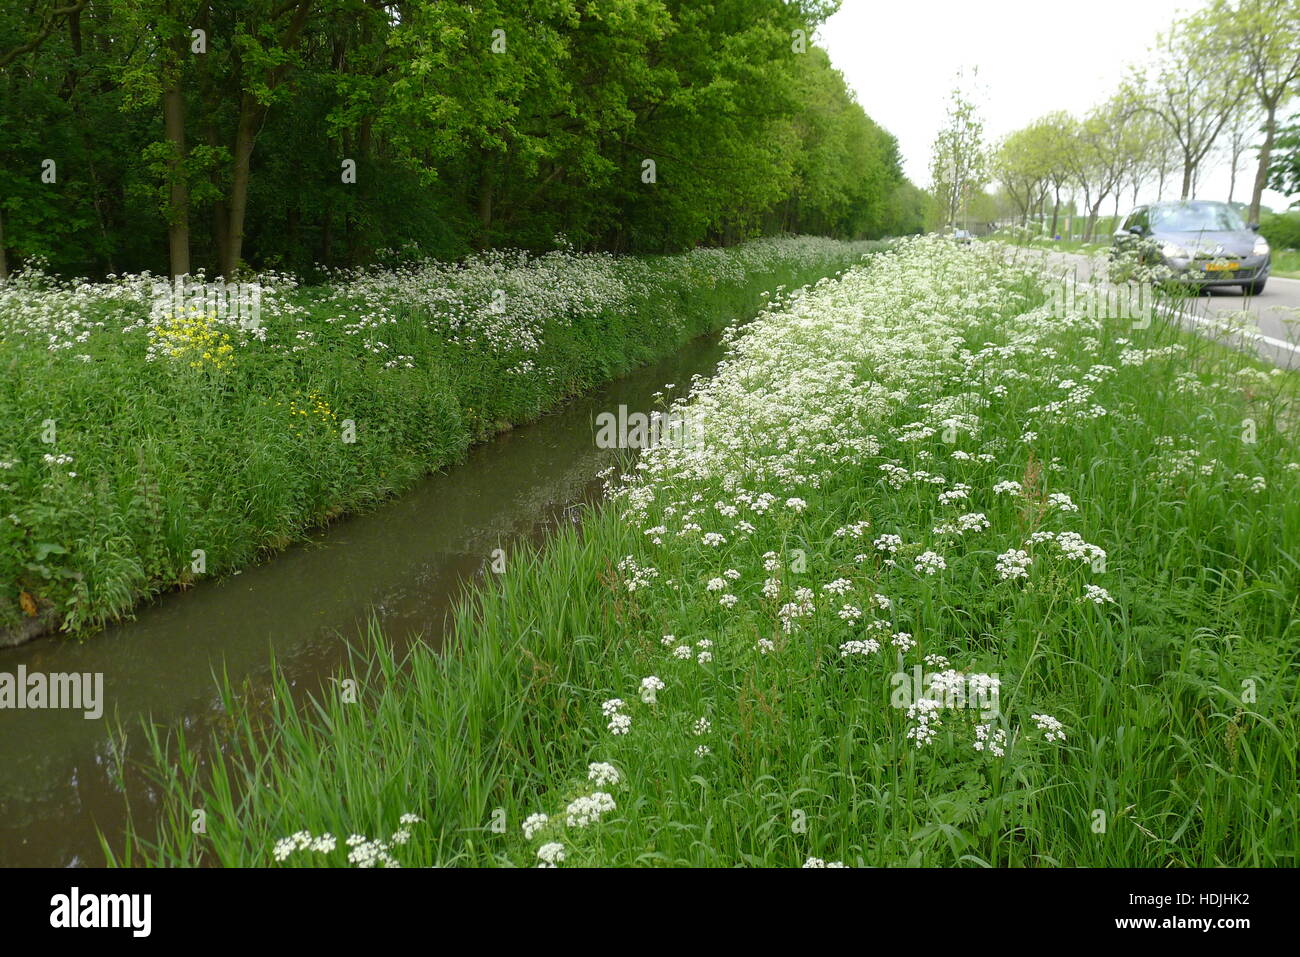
top-left (0, 331), bottom-right (728, 867)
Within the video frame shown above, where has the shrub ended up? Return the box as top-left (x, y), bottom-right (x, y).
top-left (1258, 211), bottom-right (1300, 250)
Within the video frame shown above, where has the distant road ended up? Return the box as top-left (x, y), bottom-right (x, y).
top-left (1016, 248), bottom-right (1300, 370)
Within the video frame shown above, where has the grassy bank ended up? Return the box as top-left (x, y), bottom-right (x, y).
top-left (988, 229), bottom-right (1111, 256)
top-left (125, 237), bottom-right (1299, 867)
top-left (0, 237), bottom-right (879, 638)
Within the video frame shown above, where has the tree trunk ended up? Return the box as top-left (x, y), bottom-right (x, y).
top-left (163, 63), bottom-right (190, 277)
top-left (1180, 158), bottom-right (1194, 200)
top-left (0, 205), bottom-right (8, 280)
top-left (59, 5), bottom-right (82, 99)
top-left (1049, 186), bottom-right (1061, 239)
top-left (1085, 197), bottom-right (1104, 242)
top-left (217, 0), bottom-right (315, 277)
top-left (221, 96), bottom-right (259, 277)
top-left (195, 3), bottom-right (226, 275)
top-left (1248, 107), bottom-right (1277, 225)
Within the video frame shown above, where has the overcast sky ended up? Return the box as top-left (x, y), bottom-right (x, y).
top-left (819, 0), bottom-right (1295, 214)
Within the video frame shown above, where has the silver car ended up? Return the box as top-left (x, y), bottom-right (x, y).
top-left (1113, 200), bottom-right (1271, 295)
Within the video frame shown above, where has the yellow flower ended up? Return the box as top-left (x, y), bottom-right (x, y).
top-left (283, 390), bottom-right (339, 431)
top-left (153, 311), bottom-right (236, 371)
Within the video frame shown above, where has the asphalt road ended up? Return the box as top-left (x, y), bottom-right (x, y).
top-left (1019, 248), bottom-right (1300, 370)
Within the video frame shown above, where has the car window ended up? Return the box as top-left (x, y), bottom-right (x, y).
top-left (1122, 209), bottom-right (1147, 232)
top-left (1150, 203), bottom-right (1244, 231)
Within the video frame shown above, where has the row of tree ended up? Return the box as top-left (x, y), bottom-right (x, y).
top-left (0, 0), bottom-right (926, 280)
top-left (934, 0), bottom-right (1299, 240)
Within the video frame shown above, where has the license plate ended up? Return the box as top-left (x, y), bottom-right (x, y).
top-left (1204, 262), bottom-right (1238, 272)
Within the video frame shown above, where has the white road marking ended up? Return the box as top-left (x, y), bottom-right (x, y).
top-left (1025, 248), bottom-right (1300, 365)
top-left (1179, 310), bottom-right (1300, 357)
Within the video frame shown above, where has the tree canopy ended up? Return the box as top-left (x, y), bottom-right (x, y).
top-left (0, 0), bottom-right (922, 278)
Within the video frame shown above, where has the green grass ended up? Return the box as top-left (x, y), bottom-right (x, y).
top-left (986, 228), bottom-right (1114, 256)
top-left (121, 238), bottom-right (1300, 868)
top-left (1032, 237), bottom-right (1110, 254)
top-left (0, 238), bottom-right (880, 637)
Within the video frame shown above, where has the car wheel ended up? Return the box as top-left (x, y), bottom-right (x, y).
top-left (1243, 278), bottom-right (1267, 296)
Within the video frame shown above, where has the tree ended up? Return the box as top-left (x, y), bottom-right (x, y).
top-left (1037, 111), bottom-right (1076, 239)
top-left (1100, 90), bottom-right (1156, 221)
top-left (1206, 0), bottom-right (1300, 221)
top-left (781, 48), bottom-right (906, 238)
top-left (0, 0), bottom-right (94, 278)
top-left (112, 0), bottom-right (203, 277)
top-left (1120, 111), bottom-right (1166, 210)
top-left (883, 181), bottom-right (927, 236)
top-left (928, 71), bottom-right (988, 229)
top-left (0, 0), bottom-right (918, 277)
top-left (1061, 104), bottom-right (1127, 242)
top-left (1219, 106), bottom-right (1265, 203)
top-left (1131, 13), bottom-right (1245, 200)
top-left (0, 0), bottom-right (87, 69)
top-left (1266, 112), bottom-right (1300, 202)
top-left (1144, 120), bottom-right (1181, 202)
top-left (993, 120), bottom-right (1054, 228)
top-left (219, 0), bottom-right (315, 276)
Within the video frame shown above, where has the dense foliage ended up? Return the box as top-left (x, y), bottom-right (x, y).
top-left (1264, 113), bottom-right (1300, 210)
top-left (0, 236), bottom-right (878, 635)
top-left (0, 0), bottom-right (920, 278)
top-left (1258, 210), bottom-right (1300, 250)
